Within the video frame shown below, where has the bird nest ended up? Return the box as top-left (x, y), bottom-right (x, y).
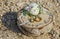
top-left (17, 2), bottom-right (53, 36)
top-left (17, 3), bottom-right (53, 29)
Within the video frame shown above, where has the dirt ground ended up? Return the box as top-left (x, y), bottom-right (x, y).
top-left (0, 0), bottom-right (60, 39)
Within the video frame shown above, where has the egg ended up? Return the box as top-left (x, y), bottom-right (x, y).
top-left (24, 3), bottom-right (40, 15)
top-left (30, 6), bottom-right (39, 15)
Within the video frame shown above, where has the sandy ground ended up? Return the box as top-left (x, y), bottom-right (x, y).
top-left (0, 0), bottom-right (60, 39)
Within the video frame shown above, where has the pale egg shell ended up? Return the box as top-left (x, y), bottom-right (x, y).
top-left (30, 6), bottom-right (39, 15)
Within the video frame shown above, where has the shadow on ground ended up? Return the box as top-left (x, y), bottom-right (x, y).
top-left (1, 11), bottom-right (24, 34)
top-left (1, 11), bottom-right (32, 36)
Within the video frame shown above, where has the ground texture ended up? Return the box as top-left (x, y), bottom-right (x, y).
top-left (0, 0), bottom-right (60, 39)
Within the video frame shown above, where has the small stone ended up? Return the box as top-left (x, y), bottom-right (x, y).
top-left (30, 19), bottom-right (35, 23)
top-left (34, 17), bottom-right (42, 22)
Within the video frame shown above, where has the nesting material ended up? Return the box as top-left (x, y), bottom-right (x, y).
top-left (17, 2), bottom-right (53, 36)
